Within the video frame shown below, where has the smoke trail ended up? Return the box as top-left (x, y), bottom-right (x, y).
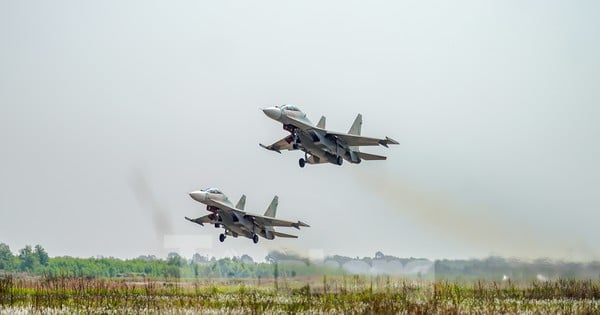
top-left (350, 168), bottom-right (583, 260)
top-left (129, 170), bottom-right (173, 249)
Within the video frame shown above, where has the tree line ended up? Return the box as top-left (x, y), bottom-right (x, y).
top-left (0, 243), bottom-right (340, 279)
top-left (3, 243), bottom-right (598, 280)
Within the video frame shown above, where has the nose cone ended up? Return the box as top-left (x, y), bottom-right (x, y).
top-left (189, 191), bottom-right (207, 202)
top-left (262, 107), bottom-right (282, 120)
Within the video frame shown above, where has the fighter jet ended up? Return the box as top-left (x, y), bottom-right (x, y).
top-left (185, 188), bottom-right (309, 244)
top-left (261, 104), bottom-right (399, 167)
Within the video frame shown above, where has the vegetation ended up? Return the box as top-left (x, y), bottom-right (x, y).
top-left (0, 275), bottom-right (599, 314)
top-left (0, 243), bottom-right (342, 279)
top-left (2, 242), bottom-right (600, 313)
top-left (2, 243), bottom-right (600, 281)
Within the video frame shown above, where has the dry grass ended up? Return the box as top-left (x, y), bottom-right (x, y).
top-left (1, 275), bottom-right (599, 314)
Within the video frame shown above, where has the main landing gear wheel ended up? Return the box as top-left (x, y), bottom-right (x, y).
top-left (299, 158), bottom-right (306, 168)
top-left (336, 156), bottom-right (343, 166)
top-left (219, 234), bottom-right (226, 242)
top-left (252, 234), bottom-right (259, 244)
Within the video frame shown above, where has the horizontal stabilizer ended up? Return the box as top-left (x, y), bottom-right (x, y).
top-left (272, 231), bottom-right (298, 238)
top-left (356, 152), bottom-right (387, 160)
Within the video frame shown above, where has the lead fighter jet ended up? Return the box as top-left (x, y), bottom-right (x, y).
top-left (185, 188), bottom-right (309, 244)
top-left (261, 105), bottom-right (399, 168)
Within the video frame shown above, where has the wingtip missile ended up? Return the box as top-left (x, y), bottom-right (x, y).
top-left (386, 136), bottom-right (399, 144)
top-left (379, 136), bottom-right (399, 148)
top-left (292, 221), bottom-right (310, 229)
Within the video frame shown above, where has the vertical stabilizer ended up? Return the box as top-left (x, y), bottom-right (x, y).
top-left (264, 196), bottom-right (278, 217)
top-left (235, 195), bottom-right (246, 210)
top-left (348, 114), bottom-right (363, 153)
top-left (317, 116), bottom-right (326, 129)
top-left (348, 114), bottom-right (362, 135)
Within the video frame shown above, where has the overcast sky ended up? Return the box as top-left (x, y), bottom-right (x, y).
top-left (1, 1), bottom-right (599, 261)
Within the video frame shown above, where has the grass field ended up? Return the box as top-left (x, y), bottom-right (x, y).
top-left (1, 275), bottom-right (599, 314)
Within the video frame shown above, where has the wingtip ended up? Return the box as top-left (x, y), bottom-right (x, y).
top-left (185, 216), bottom-right (203, 226)
top-left (386, 136), bottom-right (399, 144)
top-left (298, 221), bottom-right (310, 228)
top-left (291, 221), bottom-right (309, 230)
top-left (259, 143), bottom-right (281, 154)
top-left (379, 137), bottom-right (399, 147)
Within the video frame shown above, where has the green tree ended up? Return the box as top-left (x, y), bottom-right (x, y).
top-left (0, 243), bottom-right (15, 270)
top-left (18, 245), bottom-right (38, 272)
top-left (167, 252), bottom-right (186, 267)
top-left (193, 263), bottom-right (199, 277)
top-left (34, 245), bottom-right (49, 266)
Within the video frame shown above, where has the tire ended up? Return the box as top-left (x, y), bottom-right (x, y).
top-left (336, 156), bottom-right (343, 166)
top-left (215, 223), bottom-right (220, 228)
top-left (252, 234), bottom-right (259, 244)
top-left (299, 158), bottom-right (306, 168)
top-left (219, 234), bottom-right (226, 242)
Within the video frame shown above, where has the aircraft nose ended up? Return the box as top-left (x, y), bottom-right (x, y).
top-left (189, 191), bottom-right (207, 202)
top-left (262, 107), bottom-right (282, 120)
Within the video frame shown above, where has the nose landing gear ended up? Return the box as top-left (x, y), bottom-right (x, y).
top-left (252, 234), bottom-right (259, 244)
top-left (219, 234), bottom-right (226, 242)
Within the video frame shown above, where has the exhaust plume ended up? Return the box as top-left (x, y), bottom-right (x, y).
top-left (351, 169), bottom-right (590, 260)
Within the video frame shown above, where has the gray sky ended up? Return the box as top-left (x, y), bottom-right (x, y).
top-left (1, 1), bottom-right (599, 261)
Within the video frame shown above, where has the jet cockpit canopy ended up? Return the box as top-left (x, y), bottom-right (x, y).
top-left (204, 188), bottom-right (223, 194)
top-left (279, 104), bottom-right (301, 112)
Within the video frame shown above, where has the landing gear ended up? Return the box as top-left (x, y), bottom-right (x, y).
top-left (289, 126), bottom-right (301, 150)
top-left (215, 223), bottom-right (220, 228)
top-left (219, 234), bottom-right (226, 242)
top-left (252, 234), bottom-right (259, 244)
top-left (334, 142), bottom-right (343, 166)
top-left (299, 151), bottom-right (309, 168)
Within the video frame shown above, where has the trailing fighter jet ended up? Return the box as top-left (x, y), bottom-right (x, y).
top-left (261, 104), bottom-right (399, 167)
top-left (185, 188), bottom-right (309, 244)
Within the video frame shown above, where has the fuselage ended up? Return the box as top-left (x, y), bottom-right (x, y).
top-left (189, 189), bottom-right (275, 240)
top-left (262, 105), bottom-right (360, 165)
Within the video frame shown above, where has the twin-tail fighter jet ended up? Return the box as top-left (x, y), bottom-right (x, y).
top-left (261, 105), bottom-right (399, 167)
top-left (185, 188), bottom-right (309, 244)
